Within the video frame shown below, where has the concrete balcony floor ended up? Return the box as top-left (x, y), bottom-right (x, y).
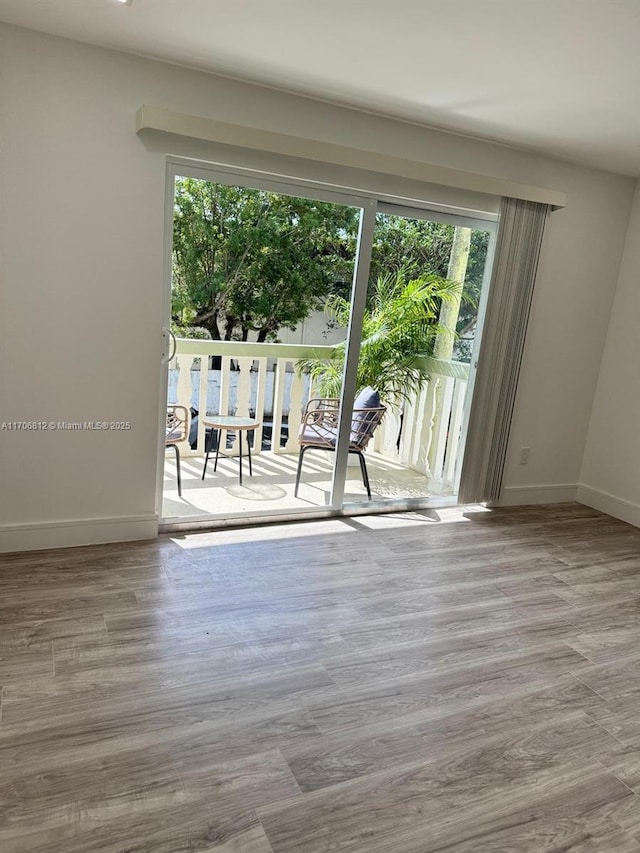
top-left (162, 450), bottom-right (455, 521)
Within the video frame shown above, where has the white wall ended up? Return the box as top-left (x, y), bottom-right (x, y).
top-left (279, 311), bottom-right (346, 347)
top-left (0, 24), bottom-right (635, 549)
top-left (499, 170), bottom-right (634, 506)
top-left (579, 181), bottom-right (640, 525)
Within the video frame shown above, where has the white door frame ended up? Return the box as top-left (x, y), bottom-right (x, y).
top-left (156, 157), bottom-right (499, 525)
top-left (156, 159), bottom-right (376, 522)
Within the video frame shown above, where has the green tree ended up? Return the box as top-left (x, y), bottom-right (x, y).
top-left (454, 229), bottom-right (489, 360)
top-left (434, 226), bottom-right (471, 360)
top-left (369, 214), bottom-right (488, 364)
top-left (369, 214), bottom-right (454, 284)
top-left (298, 270), bottom-right (460, 402)
top-left (172, 178), bottom-right (359, 342)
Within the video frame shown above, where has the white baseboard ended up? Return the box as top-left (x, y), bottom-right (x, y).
top-left (499, 483), bottom-right (578, 506)
top-left (577, 484), bottom-right (640, 529)
top-left (0, 514), bottom-right (159, 554)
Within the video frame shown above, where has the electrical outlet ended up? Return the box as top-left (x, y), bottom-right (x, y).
top-left (520, 447), bottom-right (531, 465)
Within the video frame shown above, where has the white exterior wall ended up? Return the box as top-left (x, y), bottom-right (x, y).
top-left (278, 311), bottom-right (346, 346)
top-left (0, 23), bottom-right (635, 549)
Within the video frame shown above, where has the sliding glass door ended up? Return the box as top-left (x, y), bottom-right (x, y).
top-left (161, 163), bottom-right (373, 524)
top-left (159, 159), bottom-right (496, 527)
top-left (343, 205), bottom-right (496, 509)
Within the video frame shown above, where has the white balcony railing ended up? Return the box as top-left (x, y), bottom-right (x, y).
top-left (169, 339), bottom-right (470, 492)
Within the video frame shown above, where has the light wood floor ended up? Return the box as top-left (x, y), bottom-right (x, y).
top-left (3, 503), bottom-right (640, 851)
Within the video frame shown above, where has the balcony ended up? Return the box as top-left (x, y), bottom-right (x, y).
top-left (163, 339), bottom-right (470, 521)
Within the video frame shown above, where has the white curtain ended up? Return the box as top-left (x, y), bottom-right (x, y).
top-left (458, 197), bottom-right (550, 505)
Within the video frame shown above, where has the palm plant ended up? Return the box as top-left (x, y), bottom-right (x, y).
top-left (297, 270), bottom-right (461, 402)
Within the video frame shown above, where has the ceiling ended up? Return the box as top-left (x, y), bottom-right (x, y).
top-left (2, 0), bottom-right (639, 176)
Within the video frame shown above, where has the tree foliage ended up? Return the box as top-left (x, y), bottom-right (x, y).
top-left (297, 270), bottom-right (461, 402)
top-left (171, 178), bottom-right (491, 365)
top-left (369, 214), bottom-right (453, 283)
top-left (454, 229), bottom-right (488, 359)
top-left (172, 178), bottom-right (358, 342)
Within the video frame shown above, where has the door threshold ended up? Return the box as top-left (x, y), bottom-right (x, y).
top-left (159, 495), bottom-right (459, 534)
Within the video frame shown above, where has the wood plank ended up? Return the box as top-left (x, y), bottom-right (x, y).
top-left (2, 503), bottom-right (640, 852)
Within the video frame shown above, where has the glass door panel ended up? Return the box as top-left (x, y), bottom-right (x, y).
top-left (341, 208), bottom-right (495, 508)
top-left (162, 170), bottom-right (365, 523)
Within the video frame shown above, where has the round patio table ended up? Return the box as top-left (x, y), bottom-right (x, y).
top-left (201, 415), bottom-right (260, 486)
